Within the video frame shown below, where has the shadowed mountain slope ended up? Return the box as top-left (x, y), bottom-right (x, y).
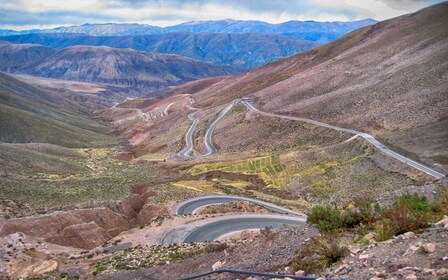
top-left (0, 19), bottom-right (375, 43)
top-left (0, 41), bottom-right (55, 72)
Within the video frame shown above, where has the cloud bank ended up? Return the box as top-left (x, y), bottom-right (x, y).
top-left (1, 0), bottom-right (445, 30)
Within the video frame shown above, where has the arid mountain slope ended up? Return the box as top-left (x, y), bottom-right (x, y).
top-left (0, 44), bottom-right (241, 89)
top-left (148, 2), bottom-right (447, 172)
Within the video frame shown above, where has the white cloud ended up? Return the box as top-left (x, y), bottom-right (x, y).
top-left (0, 0), bottom-right (443, 29)
top-left (313, 0), bottom-right (433, 20)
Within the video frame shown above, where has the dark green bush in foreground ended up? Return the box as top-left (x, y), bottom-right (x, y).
top-left (307, 205), bottom-right (343, 232)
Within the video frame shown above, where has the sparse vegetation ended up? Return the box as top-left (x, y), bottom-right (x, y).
top-left (307, 205), bottom-right (343, 232)
top-left (291, 234), bottom-right (348, 274)
top-left (307, 192), bottom-right (448, 241)
top-left (92, 242), bottom-right (229, 276)
top-left (0, 148), bottom-right (160, 212)
top-left (190, 155), bottom-right (297, 187)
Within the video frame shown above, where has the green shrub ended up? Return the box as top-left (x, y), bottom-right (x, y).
top-left (307, 205), bottom-right (343, 232)
top-left (385, 194), bottom-right (431, 235)
top-left (396, 194), bottom-right (431, 213)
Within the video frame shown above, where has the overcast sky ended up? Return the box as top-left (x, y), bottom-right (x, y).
top-left (1, 0), bottom-right (446, 30)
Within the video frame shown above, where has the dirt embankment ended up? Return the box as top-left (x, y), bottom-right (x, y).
top-left (0, 184), bottom-right (167, 250)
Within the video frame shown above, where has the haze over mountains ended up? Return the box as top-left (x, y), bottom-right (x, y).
top-left (0, 18), bottom-right (376, 43)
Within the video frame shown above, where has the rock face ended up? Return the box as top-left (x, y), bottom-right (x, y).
top-left (48, 222), bottom-right (109, 249)
top-left (0, 184), bottom-right (166, 249)
top-left (0, 208), bottom-right (130, 249)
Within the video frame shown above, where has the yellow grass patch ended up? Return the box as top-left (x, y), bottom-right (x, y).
top-left (172, 180), bottom-right (223, 193)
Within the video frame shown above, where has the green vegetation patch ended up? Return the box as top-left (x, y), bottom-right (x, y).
top-left (190, 155), bottom-right (298, 187)
top-left (307, 190), bottom-right (448, 239)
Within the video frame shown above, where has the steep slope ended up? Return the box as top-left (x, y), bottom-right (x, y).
top-left (0, 41), bottom-right (55, 72)
top-left (0, 72), bottom-right (116, 147)
top-left (0, 33), bottom-right (318, 69)
top-left (115, 3), bottom-right (448, 174)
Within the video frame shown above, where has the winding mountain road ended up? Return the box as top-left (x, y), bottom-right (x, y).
top-left (161, 213), bottom-right (306, 243)
top-left (177, 97), bottom-right (445, 179)
top-left (241, 101), bottom-right (445, 179)
top-left (176, 195), bottom-right (304, 216)
top-left (177, 98), bottom-right (240, 158)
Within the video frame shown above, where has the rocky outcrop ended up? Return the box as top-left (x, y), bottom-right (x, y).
top-left (48, 221), bottom-right (109, 249)
top-left (0, 184), bottom-right (166, 249)
top-left (0, 207), bottom-right (130, 249)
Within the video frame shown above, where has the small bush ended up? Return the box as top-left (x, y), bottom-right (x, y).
top-left (202, 242), bottom-right (228, 253)
top-left (396, 194), bottom-right (431, 213)
top-left (307, 205), bottom-right (343, 232)
top-left (291, 234), bottom-right (348, 274)
top-left (373, 219), bottom-right (396, 241)
top-left (385, 194), bottom-right (431, 235)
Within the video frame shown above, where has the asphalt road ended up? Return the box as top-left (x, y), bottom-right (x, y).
top-left (241, 101), bottom-right (445, 179)
top-left (184, 216), bottom-right (305, 242)
top-left (177, 98), bottom-right (240, 159)
top-left (176, 195), bottom-right (303, 216)
top-left (177, 98), bottom-right (202, 158)
top-left (161, 213), bottom-right (306, 243)
top-left (176, 97), bottom-right (444, 179)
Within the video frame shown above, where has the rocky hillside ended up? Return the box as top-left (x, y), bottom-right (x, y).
top-left (0, 44), bottom-right (242, 89)
top-left (0, 32), bottom-right (318, 69)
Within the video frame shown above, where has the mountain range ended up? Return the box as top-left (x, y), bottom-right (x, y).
top-left (0, 32), bottom-right (318, 69)
top-left (0, 18), bottom-right (376, 43)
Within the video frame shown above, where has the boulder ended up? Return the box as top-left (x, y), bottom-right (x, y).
top-left (359, 254), bottom-right (369, 262)
top-left (401, 232), bottom-right (416, 239)
top-left (421, 243), bottom-right (436, 254)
